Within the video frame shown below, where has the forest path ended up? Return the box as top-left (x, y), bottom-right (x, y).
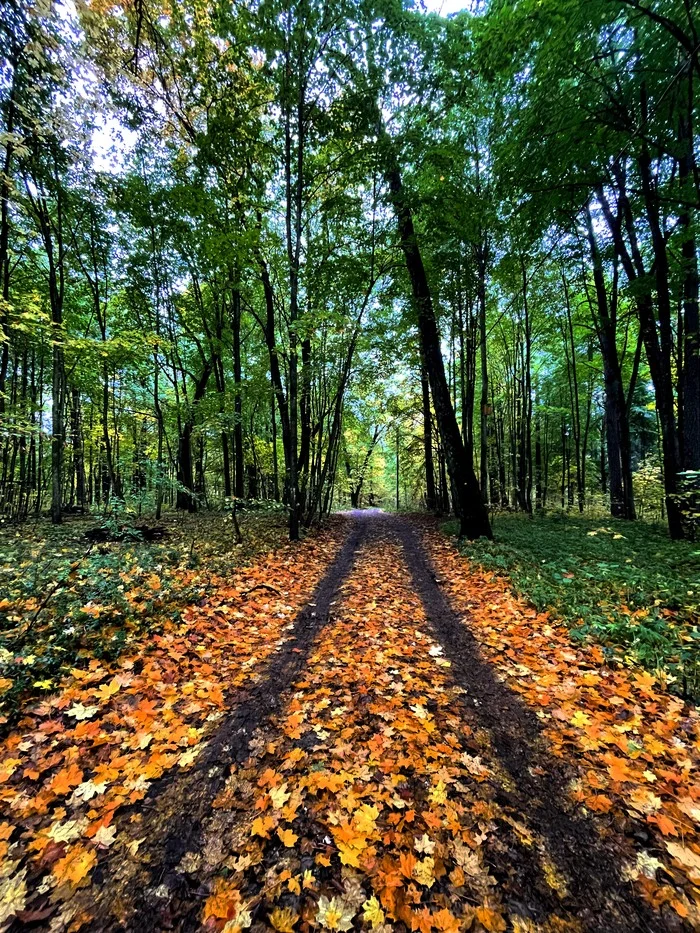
top-left (4, 514), bottom-right (700, 932)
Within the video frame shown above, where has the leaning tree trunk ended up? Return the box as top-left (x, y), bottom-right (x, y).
top-left (584, 208), bottom-right (636, 519)
top-left (598, 181), bottom-right (683, 537)
top-left (678, 75), bottom-right (700, 471)
top-left (377, 115), bottom-right (492, 539)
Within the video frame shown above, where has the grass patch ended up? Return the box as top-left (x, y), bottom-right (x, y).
top-left (0, 509), bottom-right (289, 730)
top-left (448, 512), bottom-right (700, 699)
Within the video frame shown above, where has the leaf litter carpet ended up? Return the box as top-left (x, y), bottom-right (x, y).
top-left (2, 513), bottom-right (700, 932)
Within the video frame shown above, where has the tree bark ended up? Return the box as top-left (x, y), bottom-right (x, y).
top-left (584, 207), bottom-right (636, 519)
top-left (71, 386), bottom-right (86, 507)
top-left (421, 364), bottom-right (437, 511)
top-left (176, 358), bottom-right (214, 512)
top-left (231, 283), bottom-right (245, 498)
top-left (679, 74), bottom-right (700, 470)
top-left (598, 178), bottom-right (683, 536)
top-left (478, 239), bottom-right (489, 504)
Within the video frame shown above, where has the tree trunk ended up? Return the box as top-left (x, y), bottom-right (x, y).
top-left (71, 386), bottom-right (86, 507)
top-left (478, 240), bottom-right (489, 505)
top-left (271, 388), bottom-right (280, 501)
top-left (176, 359), bottom-right (214, 512)
top-left (583, 210), bottom-right (636, 519)
top-left (679, 76), bottom-right (700, 471)
top-left (154, 350), bottom-right (165, 521)
top-left (598, 180), bottom-right (682, 536)
top-left (51, 338), bottom-right (64, 524)
top-left (421, 364), bottom-right (437, 511)
top-left (377, 114), bottom-right (492, 539)
top-left (231, 284), bottom-right (245, 499)
top-left (0, 78), bottom-right (15, 422)
top-left (215, 354), bottom-right (232, 500)
top-left (176, 424), bottom-right (196, 512)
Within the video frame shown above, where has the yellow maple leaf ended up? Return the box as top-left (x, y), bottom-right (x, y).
top-left (570, 710), bottom-right (590, 728)
top-left (352, 803), bottom-right (379, 835)
top-left (269, 782), bottom-right (291, 809)
top-left (333, 821), bottom-right (370, 867)
top-left (32, 679), bottom-right (53, 690)
top-left (0, 867), bottom-right (26, 920)
top-left (67, 703), bottom-right (98, 721)
top-left (362, 896), bottom-right (385, 929)
top-left (269, 907), bottom-right (298, 933)
top-left (316, 896), bottom-right (355, 931)
top-left (337, 841), bottom-right (363, 868)
top-left (413, 856), bottom-right (435, 888)
top-left (96, 678), bottom-right (121, 702)
top-left (428, 781), bottom-right (447, 805)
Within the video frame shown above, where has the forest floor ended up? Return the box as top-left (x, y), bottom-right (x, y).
top-left (0, 509), bottom-right (289, 727)
top-left (2, 511), bottom-right (700, 932)
top-left (453, 512), bottom-right (700, 699)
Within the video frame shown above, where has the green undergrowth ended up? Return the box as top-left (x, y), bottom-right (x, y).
top-left (446, 512), bottom-right (700, 701)
top-left (0, 509), bottom-right (289, 730)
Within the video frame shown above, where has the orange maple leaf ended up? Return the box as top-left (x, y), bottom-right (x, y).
top-left (605, 756), bottom-right (633, 784)
top-left (409, 906), bottom-right (433, 933)
top-left (399, 850), bottom-right (417, 879)
top-left (278, 827), bottom-right (298, 847)
top-left (586, 794), bottom-right (613, 813)
top-left (50, 763), bottom-right (84, 796)
top-left (52, 845), bottom-right (97, 887)
top-left (433, 908), bottom-right (461, 933)
top-left (251, 815), bottom-right (276, 838)
top-left (650, 813), bottom-right (678, 837)
top-left (475, 906), bottom-right (506, 932)
top-left (203, 877), bottom-right (242, 921)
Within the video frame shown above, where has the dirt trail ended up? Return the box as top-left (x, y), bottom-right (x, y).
top-left (4, 512), bottom-right (699, 932)
top-left (392, 517), bottom-right (663, 932)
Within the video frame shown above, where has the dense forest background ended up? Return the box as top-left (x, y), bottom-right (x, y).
top-left (1, 0), bottom-right (699, 541)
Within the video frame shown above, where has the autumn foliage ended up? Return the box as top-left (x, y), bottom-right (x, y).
top-left (423, 527), bottom-right (700, 925)
top-left (0, 526), bottom-right (342, 927)
top-left (1, 515), bottom-right (700, 931)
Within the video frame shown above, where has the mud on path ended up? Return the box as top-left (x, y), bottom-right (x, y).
top-left (3, 512), bottom-right (700, 932)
